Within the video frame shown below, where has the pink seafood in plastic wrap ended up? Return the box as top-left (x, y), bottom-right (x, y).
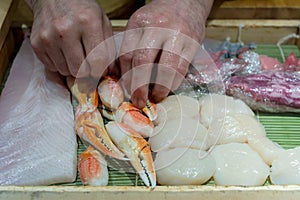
top-left (259, 52), bottom-right (300, 72)
top-left (225, 71), bottom-right (300, 113)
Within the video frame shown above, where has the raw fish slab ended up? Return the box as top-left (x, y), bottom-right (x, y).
top-left (0, 39), bottom-right (77, 185)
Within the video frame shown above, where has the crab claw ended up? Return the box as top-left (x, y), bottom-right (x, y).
top-left (67, 77), bottom-right (125, 160)
top-left (78, 146), bottom-right (109, 186)
top-left (142, 100), bottom-right (158, 122)
top-left (115, 102), bottom-right (154, 138)
top-left (75, 108), bottom-right (126, 160)
top-left (106, 121), bottom-right (156, 188)
top-left (98, 76), bottom-right (124, 110)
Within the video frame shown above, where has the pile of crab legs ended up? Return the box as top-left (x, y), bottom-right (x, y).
top-left (67, 76), bottom-right (157, 187)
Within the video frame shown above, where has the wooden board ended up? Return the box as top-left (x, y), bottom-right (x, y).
top-left (1, 185), bottom-right (300, 200)
top-left (0, 30), bottom-right (14, 84)
top-left (206, 19), bottom-right (300, 47)
top-left (0, 0), bottom-right (19, 50)
top-left (1, 1), bottom-right (300, 199)
top-left (209, 0), bottom-right (300, 19)
top-left (12, 0), bottom-right (300, 26)
top-left (0, 0), bottom-right (19, 84)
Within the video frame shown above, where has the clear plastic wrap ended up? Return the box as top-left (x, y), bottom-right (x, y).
top-left (179, 37), bottom-right (300, 113)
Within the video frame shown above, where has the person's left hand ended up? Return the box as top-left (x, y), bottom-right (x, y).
top-left (119, 0), bottom-right (213, 108)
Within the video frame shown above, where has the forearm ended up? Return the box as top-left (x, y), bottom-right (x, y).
top-left (149, 0), bottom-right (214, 22)
top-left (196, 0), bottom-right (215, 20)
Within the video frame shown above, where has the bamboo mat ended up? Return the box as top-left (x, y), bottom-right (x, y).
top-left (1, 45), bottom-right (300, 187)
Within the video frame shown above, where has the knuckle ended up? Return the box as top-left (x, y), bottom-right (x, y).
top-left (38, 31), bottom-right (51, 45)
top-left (129, 11), bottom-right (149, 26)
top-left (78, 13), bottom-right (92, 24)
top-left (53, 19), bottom-right (73, 37)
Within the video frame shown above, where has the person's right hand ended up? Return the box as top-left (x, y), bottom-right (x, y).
top-left (28, 0), bottom-right (116, 79)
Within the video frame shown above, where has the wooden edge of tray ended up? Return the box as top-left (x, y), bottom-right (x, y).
top-left (1, 185), bottom-right (300, 200)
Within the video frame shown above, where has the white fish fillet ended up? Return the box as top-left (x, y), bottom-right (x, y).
top-left (0, 39), bottom-right (77, 185)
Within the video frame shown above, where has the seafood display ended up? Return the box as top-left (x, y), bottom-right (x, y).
top-left (0, 39), bottom-right (77, 185)
top-left (150, 94), bottom-right (300, 186)
top-left (1, 35), bottom-right (299, 187)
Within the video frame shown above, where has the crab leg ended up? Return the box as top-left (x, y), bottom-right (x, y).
top-left (142, 100), bottom-right (158, 122)
top-left (115, 102), bottom-right (154, 138)
top-left (78, 146), bottom-right (109, 186)
top-left (67, 77), bottom-right (125, 159)
top-left (106, 121), bottom-right (156, 188)
top-left (98, 76), bottom-right (157, 124)
top-left (98, 76), bottom-right (124, 110)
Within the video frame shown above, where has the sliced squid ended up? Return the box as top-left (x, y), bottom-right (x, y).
top-left (270, 147), bottom-right (300, 185)
top-left (199, 94), bottom-right (254, 128)
top-left (210, 143), bottom-right (270, 186)
top-left (154, 148), bottom-right (216, 185)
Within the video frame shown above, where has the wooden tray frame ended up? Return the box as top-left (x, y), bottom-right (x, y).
top-left (1, 1), bottom-right (300, 199)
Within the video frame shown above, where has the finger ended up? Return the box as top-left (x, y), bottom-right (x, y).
top-left (119, 29), bottom-right (143, 96)
top-left (150, 35), bottom-right (185, 103)
top-left (33, 31), bottom-right (70, 76)
top-left (30, 36), bottom-right (57, 72)
top-left (151, 50), bottom-right (179, 103)
top-left (131, 49), bottom-right (160, 109)
top-left (170, 45), bottom-right (199, 91)
top-left (81, 18), bottom-right (115, 80)
top-left (39, 52), bottom-right (57, 72)
top-left (170, 55), bottom-right (190, 91)
top-left (47, 47), bottom-right (70, 76)
top-left (61, 36), bottom-right (86, 78)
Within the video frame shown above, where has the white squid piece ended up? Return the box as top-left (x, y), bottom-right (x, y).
top-left (270, 147), bottom-right (300, 185)
top-left (210, 143), bottom-right (270, 186)
top-left (154, 148), bottom-right (216, 185)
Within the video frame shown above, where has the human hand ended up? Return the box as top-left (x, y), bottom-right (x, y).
top-left (119, 0), bottom-right (213, 108)
top-left (27, 0), bottom-right (116, 79)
